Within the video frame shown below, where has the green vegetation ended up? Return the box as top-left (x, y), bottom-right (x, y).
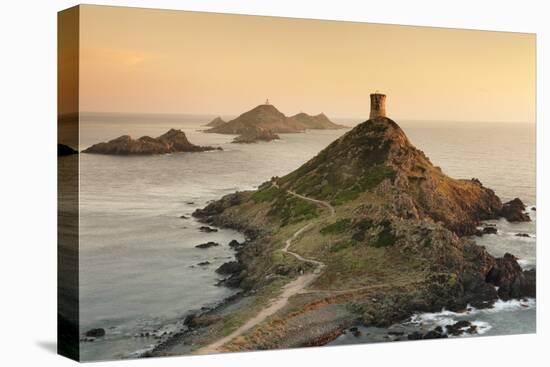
top-left (332, 188), bottom-right (362, 205)
top-left (351, 219), bottom-right (374, 241)
top-left (268, 195), bottom-right (318, 226)
top-left (249, 184), bottom-right (320, 226)
top-left (251, 185), bottom-right (284, 203)
top-left (330, 239), bottom-right (358, 252)
top-left (373, 220), bottom-right (398, 248)
top-left (320, 219), bottom-right (352, 235)
top-left (332, 165), bottom-right (396, 205)
top-left (359, 165), bottom-right (396, 191)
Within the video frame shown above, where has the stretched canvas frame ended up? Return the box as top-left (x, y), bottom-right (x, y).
top-left (58, 4), bottom-right (536, 362)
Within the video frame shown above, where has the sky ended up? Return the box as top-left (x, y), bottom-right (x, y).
top-left (72, 5), bottom-right (535, 123)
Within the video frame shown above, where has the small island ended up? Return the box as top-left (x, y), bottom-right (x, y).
top-left (205, 116), bottom-right (226, 128)
top-left (232, 126), bottom-right (280, 144)
top-left (83, 129), bottom-right (222, 155)
top-left (205, 101), bottom-right (346, 142)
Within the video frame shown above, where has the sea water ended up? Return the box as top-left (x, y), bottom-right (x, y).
top-left (77, 114), bottom-right (535, 359)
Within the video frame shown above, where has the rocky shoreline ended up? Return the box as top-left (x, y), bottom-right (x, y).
top-left (145, 201), bottom-right (535, 357)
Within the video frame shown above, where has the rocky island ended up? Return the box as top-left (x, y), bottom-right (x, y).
top-left (82, 128), bottom-right (222, 155)
top-left (205, 116), bottom-right (226, 128)
top-left (231, 126), bottom-right (280, 144)
top-left (149, 94), bottom-right (534, 356)
top-left (205, 102), bottom-right (345, 142)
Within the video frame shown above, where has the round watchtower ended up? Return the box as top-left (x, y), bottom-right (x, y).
top-left (369, 93), bottom-right (387, 119)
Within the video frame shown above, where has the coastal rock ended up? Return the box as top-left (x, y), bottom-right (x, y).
top-left (485, 253), bottom-right (535, 300)
top-left (205, 116), bottom-right (226, 128)
top-left (85, 328), bottom-right (105, 337)
top-left (83, 129), bottom-right (222, 155)
top-left (58, 143), bottom-right (78, 156)
top-left (182, 313), bottom-right (219, 329)
top-left (445, 321), bottom-right (472, 336)
top-left (197, 261), bottom-right (211, 266)
top-left (407, 331), bottom-right (424, 340)
top-left (482, 226), bottom-right (498, 235)
top-left (500, 198), bottom-right (530, 222)
top-left (232, 126), bottom-right (280, 144)
top-left (515, 233), bottom-right (530, 238)
top-left (423, 329), bottom-right (448, 339)
top-left (486, 253), bottom-right (522, 286)
top-left (215, 261), bottom-right (243, 275)
top-left (195, 241), bottom-right (220, 249)
top-left (228, 239), bottom-right (242, 248)
top-left (199, 226), bottom-right (218, 233)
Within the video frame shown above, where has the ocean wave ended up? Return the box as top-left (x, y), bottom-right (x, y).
top-left (407, 298), bottom-right (535, 336)
top-left (126, 344), bottom-right (156, 358)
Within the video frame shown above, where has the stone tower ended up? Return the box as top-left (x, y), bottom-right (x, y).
top-left (369, 93), bottom-right (387, 119)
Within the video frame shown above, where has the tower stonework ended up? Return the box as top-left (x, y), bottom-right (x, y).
top-left (369, 93), bottom-right (387, 119)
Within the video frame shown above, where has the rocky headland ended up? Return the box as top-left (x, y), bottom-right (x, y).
top-left (205, 103), bottom-right (345, 138)
top-left (149, 95), bottom-right (534, 357)
top-left (82, 129), bottom-right (222, 155)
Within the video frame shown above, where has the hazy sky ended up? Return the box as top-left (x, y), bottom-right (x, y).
top-left (76, 5), bottom-right (535, 123)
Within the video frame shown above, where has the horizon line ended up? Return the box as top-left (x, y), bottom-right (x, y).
top-left (62, 111), bottom-right (536, 125)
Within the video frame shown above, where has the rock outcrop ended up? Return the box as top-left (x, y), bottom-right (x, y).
top-left (82, 129), bottom-right (222, 155)
top-left (206, 104), bottom-right (344, 135)
top-left (232, 126), bottom-right (280, 143)
top-left (500, 198), bottom-right (530, 222)
top-left (277, 116), bottom-right (503, 236)
top-left (195, 241), bottom-right (220, 249)
top-left (287, 112), bottom-right (343, 130)
top-left (205, 116), bottom-right (226, 128)
top-left (85, 328), bottom-right (105, 337)
top-left (485, 253), bottom-right (536, 300)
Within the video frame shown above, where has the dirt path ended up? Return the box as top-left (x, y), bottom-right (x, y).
top-left (286, 189), bottom-right (336, 216)
top-left (196, 184), bottom-right (334, 354)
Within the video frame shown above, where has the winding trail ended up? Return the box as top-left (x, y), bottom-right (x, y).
top-left (196, 183), bottom-right (333, 354)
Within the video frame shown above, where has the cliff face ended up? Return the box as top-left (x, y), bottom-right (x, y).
top-left (83, 129), bottom-right (221, 155)
top-left (206, 104), bottom-right (344, 135)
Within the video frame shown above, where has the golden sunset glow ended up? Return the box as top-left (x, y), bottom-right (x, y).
top-left (78, 5), bottom-right (535, 123)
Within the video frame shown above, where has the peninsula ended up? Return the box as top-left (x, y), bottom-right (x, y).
top-left (150, 94), bottom-right (534, 356)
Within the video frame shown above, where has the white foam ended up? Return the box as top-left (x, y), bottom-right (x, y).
top-left (407, 298), bottom-right (535, 335)
top-left (471, 320), bottom-right (492, 335)
top-left (126, 344), bottom-right (155, 358)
